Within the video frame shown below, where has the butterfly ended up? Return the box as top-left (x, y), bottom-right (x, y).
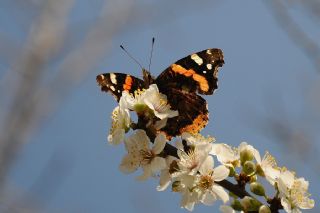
top-left (96, 48), bottom-right (224, 138)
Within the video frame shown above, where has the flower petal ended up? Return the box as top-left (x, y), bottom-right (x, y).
top-left (201, 191), bottom-right (217, 206)
top-left (199, 156), bottom-right (214, 175)
top-left (211, 185), bottom-right (229, 203)
top-left (135, 130), bottom-right (150, 148)
top-left (157, 169), bottom-right (171, 191)
top-left (120, 91), bottom-right (136, 110)
top-left (210, 143), bottom-right (237, 164)
top-left (212, 165), bottom-right (229, 182)
top-left (252, 148), bottom-right (261, 164)
top-left (220, 205), bottom-right (236, 213)
top-left (281, 197), bottom-right (292, 213)
top-left (119, 154), bottom-right (139, 174)
top-left (137, 164), bottom-right (152, 181)
top-left (264, 167), bottom-right (280, 185)
top-left (152, 133), bottom-right (166, 154)
top-left (108, 128), bottom-right (125, 145)
top-left (154, 118), bottom-right (168, 130)
top-left (280, 170), bottom-right (295, 189)
top-left (151, 157), bottom-right (167, 173)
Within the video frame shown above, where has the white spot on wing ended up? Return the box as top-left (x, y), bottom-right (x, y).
top-left (110, 85), bottom-right (116, 91)
top-left (206, 49), bottom-right (212, 54)
top-left (191, 53), bottom-right (203, 65)
top-left (203, 71), bottom-right (207, 74)
top-left (110, 73), bottom-right (117, 84)
top-left (206, 64), bottom-right (212, 70)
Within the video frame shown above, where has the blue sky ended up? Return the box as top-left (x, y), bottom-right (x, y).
top-left (1, 0), bottom-right (319, 212)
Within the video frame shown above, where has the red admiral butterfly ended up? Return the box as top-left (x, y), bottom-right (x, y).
top-left (96, 48), bottom-right (224, 138)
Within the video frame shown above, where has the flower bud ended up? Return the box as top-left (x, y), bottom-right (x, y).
top-left (133, 104), bottom-right (148, 114)
top-left (241, 196), bottom-right (261, 211)
top-left (250, 182), bottom-right (266, 196)
top-left (259, 205), bottom-right (271, 213)
top-left (250, 175), bottom-right (257, 183)
top-left (256, 164), bottom-right (265, 177)
top-left (243, 161), bottom-right (256, 176)
top-left (228, 166), bottom-right (236, 177)
top-left (231, 200), bottom-right (243, 211)
top-left (240, 149), bottom-right (254, 164)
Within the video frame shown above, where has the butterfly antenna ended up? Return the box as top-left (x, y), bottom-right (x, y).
top-left (148, 37), bottom-right (155, 72)
top-left (120, 45), bottom-right (144, 70)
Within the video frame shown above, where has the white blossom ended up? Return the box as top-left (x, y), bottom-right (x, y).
top-left (197, 156), bottom-right (229, 205)
top-left (277, 169), bottom-right (315, 213)
top-left (120, 84), bottom-right (178, 120)
top-left (177, 141), bottom-right (212, 176)
top-left (253, 150), bottom-right (280, 185)
top-left (107, 106), bottom-right (131, 145)
top-left (157, 156), bottom-right (177, 191)
top-left (179, 174), bottom-right (200, 211)
top-left (119, 130), bottom-right (167, 180)
top-left (143, 84), bottom-right (178, 119)
top-left (210, 143), bottom-right (239, 167)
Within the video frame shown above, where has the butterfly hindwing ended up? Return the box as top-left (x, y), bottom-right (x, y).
top-left (96, 73), bottom-right (145, 101)
top-left (159, 87), bottom-right (209, 137)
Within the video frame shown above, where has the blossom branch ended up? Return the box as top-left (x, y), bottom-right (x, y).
top-left (135, 115), bottom-right (261, 202)
top-left (102, 83), bottom-right (314, 212)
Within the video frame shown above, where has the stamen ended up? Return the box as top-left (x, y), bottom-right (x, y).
top-left (198, 175), bottom-right (213, 190)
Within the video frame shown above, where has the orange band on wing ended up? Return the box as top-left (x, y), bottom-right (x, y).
top-left (192, 74), bottom-right (209, 92)
top-left (179, 113), bottom-right (208, 134)
top-left (123, 75), bottom-right (133, 91)
top-left (171, 64), bottom-right (209, 92)
top-left (171, 64), bottom-right (195, 76)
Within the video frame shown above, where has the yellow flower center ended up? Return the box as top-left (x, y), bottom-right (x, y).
top-left (198, 174), bottom-right (213, 190)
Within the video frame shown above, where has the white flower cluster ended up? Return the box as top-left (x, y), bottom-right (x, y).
top-left (107, 84), bottom-right (178, 145)
top-left (213, 142), bottom-right (315, 213)
top-left (105, 84), bottom-right (314, 213)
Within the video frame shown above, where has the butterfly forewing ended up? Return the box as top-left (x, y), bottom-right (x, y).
top-left (156, 48), bottom-right (224, 95)
top-left (96, 73), bottom-right (145, 101)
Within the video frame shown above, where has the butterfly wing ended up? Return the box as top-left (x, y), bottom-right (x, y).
top-left (156, 48), bottom-right (224, 137)
top-left (156, 48), bottom-right (224, 95)
top-left (159, 87), bottom-right (209, 137)
top-left (96, 73), bottom-right (145, 101)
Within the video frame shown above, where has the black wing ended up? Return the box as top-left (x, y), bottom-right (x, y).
top-left (156, 48), bottom-right (224, 95)
top-left (96, 73), bottom-right (145, 101)
top-left (155, 48), bottom-right (224, 137)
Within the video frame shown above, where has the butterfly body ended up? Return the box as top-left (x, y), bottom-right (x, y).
top-left (96, 48), bottom-right (224, 137)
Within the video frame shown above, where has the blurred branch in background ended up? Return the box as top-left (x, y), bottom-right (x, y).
top-left (0, 0), bottom-right (219, 211)
top-left (245, 92), bottom-right (317, 161)
top-left (243, 1), bottom-right (320, 196)
top-left (262, 0), bottom-right (320, 159)
top-left (265, 0), bottom-right (320, 72)
top-left (0, 0), bottom-right (135, 210)
top-left (1, 150), bottom-right (73, 213)
top-left (0, 0), bottom-right (76, 190)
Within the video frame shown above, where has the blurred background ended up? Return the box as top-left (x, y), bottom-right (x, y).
top-left (0, 0), bottom-right (319, 212)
